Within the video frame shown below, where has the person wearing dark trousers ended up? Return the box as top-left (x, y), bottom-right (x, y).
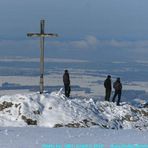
top-left (112, 77), bottom-right (122, 106)
top-left (63, 70), bottom-right (71, 97)
top-left (104, 75), bottom-right (112, 101)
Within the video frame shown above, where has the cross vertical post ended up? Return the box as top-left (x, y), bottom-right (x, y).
top-left (27, 20), bottom-right (58, 94)
top-left (40, 20), bottom-right (45, 94)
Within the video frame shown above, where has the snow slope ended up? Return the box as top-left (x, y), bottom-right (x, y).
top-left (0, 89), bottom-right (147, 130)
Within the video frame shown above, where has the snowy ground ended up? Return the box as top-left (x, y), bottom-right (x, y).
top-left (0, 127), bottom-right (148, 148)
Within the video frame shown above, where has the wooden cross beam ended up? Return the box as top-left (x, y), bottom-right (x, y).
top-left (27, 20), bottom-right (58, 94)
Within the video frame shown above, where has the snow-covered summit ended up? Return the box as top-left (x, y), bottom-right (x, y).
top-left (0, 89), bottom-right (147, 130)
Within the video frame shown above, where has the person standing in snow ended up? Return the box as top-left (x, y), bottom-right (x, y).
top-left (63, 70), bottom-right (71, 97)
top-left (104, 75), bottom-right (112, 101)
top-left (112, 77), bottom-right (122, 106)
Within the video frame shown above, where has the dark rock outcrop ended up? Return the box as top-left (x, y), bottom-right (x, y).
top-left (0, 101), bottom-right (13, 111)
top-left (22, 115), bottom-right (37, 125)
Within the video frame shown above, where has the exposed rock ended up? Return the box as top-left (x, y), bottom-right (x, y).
top-left (141, 110), bottom-right (148, 116)
top-left (49, 107), bottom-right (52, 110)
top-left (21, 115), bottom-right (37, 125)
top-left (123, 114), bottom-right (132, 122)
top-left (65, 122), bottom-right (82, 128)
top-left (54, 119), bottom-right (102, 128)
top-left (143, 102), bottom-right (148, 108)
top-left (33, 110), bottom-right (40, 115)
top-left (15, 103), bottom-right (21, 108)
top-left (54, 124), bottom-right (64, 128)
top-left (54, 122), bottom-right (83, 128)
top-left (18, 106), bottom-right (21, 116)
top-left (0, 101), bottom-right (13, 111)
top-left (130, 107), bottom-right (141, 114)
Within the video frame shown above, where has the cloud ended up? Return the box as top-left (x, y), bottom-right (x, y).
top-left (103, 39), bottom-right (148, 49)
top-left (69, 40), bottom-right (88, 49)
top-left (85, 35), bottom-right (97, 45)
top-left (48, 35), bottom-right (98, 50)
top-left (1, 37), bottom-right (148, 56)
top-left (0, 40), bottom-right (38, 50)
top-left (48, 36), bottom-right (148, 52)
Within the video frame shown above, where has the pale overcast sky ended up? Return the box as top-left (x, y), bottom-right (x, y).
top-left (0, 0), bottom-right (148, 61)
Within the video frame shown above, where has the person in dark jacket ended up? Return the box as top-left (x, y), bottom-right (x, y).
top-left (63, 70), bottom-right (71, 97)
top-left (112, 77), bottom-right (122, 106)
top-left (104, 75), bottom-right (112, 101)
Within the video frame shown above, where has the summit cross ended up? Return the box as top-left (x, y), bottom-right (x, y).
top-left (27, 20), bottom-right (58, 94)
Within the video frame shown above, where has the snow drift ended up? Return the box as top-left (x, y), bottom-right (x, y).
top-left (0, 89), bottom-right (147, 130)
